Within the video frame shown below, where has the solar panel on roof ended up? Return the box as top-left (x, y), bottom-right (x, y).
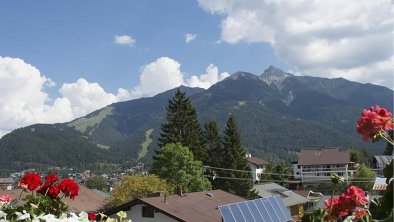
top-left (269, 196), bottom-right (287, 221)
top-left (237, 202), bottom-right (256, 222)
top-left (229, 204), bottom-right (246, 222)
top-left (219, 196), bottom-right (291, 222)
top-left (246, 200), bottom-right (264, 222)
top-left (219, 205), bottom-right (236, 222)
top-left (252, 198), bottom-right (269, 222)
top-left (273, 196), bottom-right (292, 220)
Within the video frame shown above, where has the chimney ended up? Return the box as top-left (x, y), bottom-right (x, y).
top-left (164, 193), bottom-right (168, 204)
top-left (179, 185), bottom-right (184, 197)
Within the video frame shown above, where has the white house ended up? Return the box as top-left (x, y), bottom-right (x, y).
top-left (246, 154), bottom-right (268, 182)
top-left (293, 147), bottom-right (351, 183)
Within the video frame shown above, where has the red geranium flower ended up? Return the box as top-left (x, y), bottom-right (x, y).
top-left (347, 186), bottom-right (368, 206)
top-left (352, 209), bottom-right (368, 220)
top-left (0, 194), bottom-right (12, 202)
top-left (37, 184), bottom-right (60, 199)
top-left (88, 213), bottom-right (97, 221)
top-left (19, 173), bottom-right (42, 191)
top-left (45, 174), bottom-right (59, 184)
top-left (356, 105), bottom-right (394, 141)
top-left (59, 179), bottom-right (79, 199)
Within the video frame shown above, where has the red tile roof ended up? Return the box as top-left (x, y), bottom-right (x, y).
top-left (298, 147), bottom-right (350, 166)
top-left (107, 190), bottom-right (245, 222)
top-left (246, 156), bottom-right (268, 166)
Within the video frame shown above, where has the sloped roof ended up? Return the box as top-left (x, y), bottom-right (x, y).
top-left (298, 147), bottom-right (350, 165)
top-left (107, 190), bottom-right (245, 222)
top-left (0, 185), bottom-right (105, 213)
top-left (246, 157), bottom-right (269, 166)
top-left (0, 177), bottom-right (14, 184)
top-left (219, 195), bottom-right (292, 222)
top-left (373, 156), bottom-right (393, 167)
top-left (254, 183), bottom-right (309, 207)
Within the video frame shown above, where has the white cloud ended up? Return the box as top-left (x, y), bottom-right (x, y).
top-left (185, 33), bottom-right (197, 43)
top-left (129, 57), bottom-right (229, 98)
top-left (198, 0), bottom-right (394, 88)
top-left (0, 56), bottom-right (228, 137)
top-left (0, 56), bottom-right (127, 137)
top-left (187, 64), bottom-right (230, 88)
top-left (114, 35), bottom-right (136, 47)
top-left (0, 56), bottom-right (71, 136)
top-left (59, 78), bottom-right (119, 117)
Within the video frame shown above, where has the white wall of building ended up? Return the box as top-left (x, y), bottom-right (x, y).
top-left (248, 163), bottom-right (265, 182)
top-left (125, 204), bottom-right (178, 222)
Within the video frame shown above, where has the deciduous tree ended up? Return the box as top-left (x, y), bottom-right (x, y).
top-left (85, 175), bottom-right (109, 192)
top-left (351, 164), bottom-right (376, 191)
top-left (105, 174), bottom-right (167, 208)
top-left (151, 143), bottom-right (211, 194)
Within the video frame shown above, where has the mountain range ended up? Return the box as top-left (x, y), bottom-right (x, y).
top-left (1, 66), bottom-right (392, 176)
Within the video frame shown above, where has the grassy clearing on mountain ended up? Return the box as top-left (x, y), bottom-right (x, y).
top-left (138, 129), bottom-right (154, 160)
top-left (67, 106), bottom-right (114, 133)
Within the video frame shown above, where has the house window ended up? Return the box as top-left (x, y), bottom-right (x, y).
top-left (142, 206), bottom-right (154, 218)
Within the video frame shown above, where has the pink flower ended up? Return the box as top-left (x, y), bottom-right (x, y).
top-left (0, 194), bottom-right (11, 202)
top-left (356, 105), bottom-right (394, 141)
top-left (352, 209), bottom-right (368, 220)
top-left (347, 186), bottom-right (368, 206)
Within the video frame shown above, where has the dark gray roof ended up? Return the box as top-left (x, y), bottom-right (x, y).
top-left (92, 189), bottom-right (111, 199)
top-left (374, 156), bottom-right (393, 167)
top-left (254, 183), bottom-right (309, 207)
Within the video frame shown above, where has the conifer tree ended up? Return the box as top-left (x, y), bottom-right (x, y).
top-left (216, 116), bottom-right (257, 199)
top-left (155, 88), bottom-right (206, 162)
top-left (203, 120), bottom-right (225, 189)
top-left (203, 120), bottom-right (224, 168)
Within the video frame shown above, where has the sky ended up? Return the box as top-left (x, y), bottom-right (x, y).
top-left (0, 0), bottom-right (393, 136)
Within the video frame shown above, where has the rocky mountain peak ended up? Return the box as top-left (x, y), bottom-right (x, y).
top-left (260, 66), bottom-right (292, 88)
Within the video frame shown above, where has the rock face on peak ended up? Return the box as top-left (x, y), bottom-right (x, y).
top-left (260, 66), bottom-right (292, 89)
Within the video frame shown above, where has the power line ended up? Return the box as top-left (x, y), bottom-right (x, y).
top-left (204, 175), bottom-right (376, 183)
top-left (204, 166), bottom-right (377, 180)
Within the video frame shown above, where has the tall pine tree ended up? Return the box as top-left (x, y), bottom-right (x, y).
top-left (203, 120), bottom-right (224, 167)
top-left (216, 116), bottom-right (257, 199)
top-left (203, 120), bottom-right (225, 189)
top-left (155, 88), bottom-right (206, 162)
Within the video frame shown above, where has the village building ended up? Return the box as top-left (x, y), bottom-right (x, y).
top-left (106, 190), bottom-right (245, 222)
top-left (292, 147), bottom-right (353, 184)
top-left (372, 155), bottom-right (393, 176)
top-left (254, 183), bottom-right (309, 218)
top-left (246, 154), bottom-right (269, 182)
top-left (0, 178), bottom-right (14, 190)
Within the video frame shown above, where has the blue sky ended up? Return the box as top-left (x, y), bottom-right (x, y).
top-left (0, 0), bottom-right (392, 136)
top-left (0, 0), bottom-right (285, 94)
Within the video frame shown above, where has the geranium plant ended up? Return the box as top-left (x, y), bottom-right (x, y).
top-left (1, 173), bottom-right (79, 219)
top-left (356, 105), bottom-right (394, 146)
top-left (0, 173), bottom-right (132, 222)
